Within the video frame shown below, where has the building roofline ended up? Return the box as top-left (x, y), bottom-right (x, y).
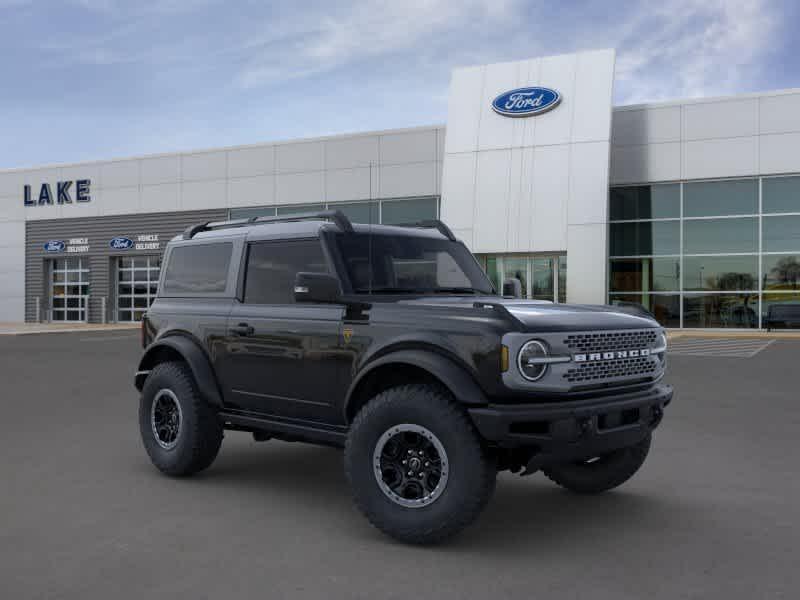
top-left (7, 84), bottom-right (800, 173)
top-left (0, 123), bottom-right (446, 175)
top-left (613, 86), bottom-right (800, 112)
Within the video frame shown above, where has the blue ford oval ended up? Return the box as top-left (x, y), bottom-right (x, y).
top-left (44, 240), bottom-right (65, 253)
top-left (110, 237), bottom-right (134, 250)
top-left (491, 87), bottom-right (561, 117)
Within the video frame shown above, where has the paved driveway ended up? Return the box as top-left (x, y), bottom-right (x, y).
top-left (1, 332), bottom-right (797, 599)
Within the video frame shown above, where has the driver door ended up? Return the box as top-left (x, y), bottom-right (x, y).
top-left (215, 238), bottom-right (348, 424)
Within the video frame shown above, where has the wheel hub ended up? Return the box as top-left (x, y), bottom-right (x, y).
top-left (373, 424), bottom-right (449, 509)
top-left (151, 389), bottom-right (183, 450)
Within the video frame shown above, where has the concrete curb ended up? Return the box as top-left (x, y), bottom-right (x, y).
top-left (0, 323), bottom-right (140, 336)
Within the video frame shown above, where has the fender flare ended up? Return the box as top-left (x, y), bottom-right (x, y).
top-left (135, 335), bottom-right (224, 408)
top-left (343, 349), bottom-right (489, 422)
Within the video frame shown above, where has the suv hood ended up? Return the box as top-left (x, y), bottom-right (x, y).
top-left (398, 296), bottom-right (659, 332)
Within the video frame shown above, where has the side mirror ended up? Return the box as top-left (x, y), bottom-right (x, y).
top-left (294, 272), bottom-right (342, 304)
top-left (502, 277), bottom-right (523, 299)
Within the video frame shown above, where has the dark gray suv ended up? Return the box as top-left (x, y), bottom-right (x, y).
top-left (135, 210), bottom-right (672, 544)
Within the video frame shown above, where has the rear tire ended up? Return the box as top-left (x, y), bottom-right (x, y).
top-left (543, 434), bottom-right (652, 494)
top-left (345, 384), bottom-right (496, 544)
top-left (139, 361), bottom-right (223, 477)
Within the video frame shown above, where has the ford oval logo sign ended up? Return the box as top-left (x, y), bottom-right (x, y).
top-left (491, 87), bottom-right (561, 117)
top-left (110, 237), bottom-right (134, 250)
top-left (44, 240), bottom-right (65, 253)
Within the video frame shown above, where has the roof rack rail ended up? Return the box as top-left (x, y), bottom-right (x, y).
top-left (182, 209), bottom-right (354, 240)
top-left (395, 219), bottom-right (456, 241)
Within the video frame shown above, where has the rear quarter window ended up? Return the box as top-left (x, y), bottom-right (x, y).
top-left (162, 242), bottom-right (233, 294)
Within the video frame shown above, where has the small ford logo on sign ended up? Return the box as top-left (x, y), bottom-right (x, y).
top-left (491, 87), bottom-right (561, 117)
top-left (110, 237), bottom-right (134, 250)
top-left (44, 240), bottom-right (65, 253)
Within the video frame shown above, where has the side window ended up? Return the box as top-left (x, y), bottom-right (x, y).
top-left (162, 242), bottom-right (233, 294)
top-left (244, 240), bottom-right (329, 304)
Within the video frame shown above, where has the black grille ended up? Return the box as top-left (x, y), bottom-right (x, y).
top-left (563, 356), bottom-right (658, 383)
top-left (563, 329), bottom-right (658, 354)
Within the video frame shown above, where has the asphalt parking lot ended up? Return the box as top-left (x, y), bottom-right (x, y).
top-left (1, 332), bottom-right (798, 599)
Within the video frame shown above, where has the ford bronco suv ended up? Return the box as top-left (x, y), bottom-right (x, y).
top-left (135, 210), bottom-right (672, 544)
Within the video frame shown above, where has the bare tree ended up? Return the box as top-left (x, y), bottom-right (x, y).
top-left (714, 272), bottom-right (756, 293)
top-left (768, 256), bottom-right (800, 289)
top-left (710, 272), bottom-right (757, 327)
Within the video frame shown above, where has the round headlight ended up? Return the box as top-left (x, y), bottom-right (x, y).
top-left (518, 340), bottom-right (548, 381)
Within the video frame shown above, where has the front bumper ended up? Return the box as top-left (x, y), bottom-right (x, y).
top-left (468, 383), bottom-right (673, 465)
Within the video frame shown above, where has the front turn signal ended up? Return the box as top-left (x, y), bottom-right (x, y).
top-left (500, 345), bottom-right (510, 372)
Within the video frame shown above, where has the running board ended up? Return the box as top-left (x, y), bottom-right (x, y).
top-left (219, 410), bottom-right (347, 447)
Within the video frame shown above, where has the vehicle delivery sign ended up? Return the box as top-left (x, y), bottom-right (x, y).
top-left (110, 234), bottom-right (160, 251)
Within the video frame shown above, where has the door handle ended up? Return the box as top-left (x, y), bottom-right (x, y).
top-left (230, 323), bottom-right (254, 336)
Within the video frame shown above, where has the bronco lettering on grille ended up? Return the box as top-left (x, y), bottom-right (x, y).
top-left (573, 348), bottom-right (651, 362)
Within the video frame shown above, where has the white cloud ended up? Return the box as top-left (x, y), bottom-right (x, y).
top-left (236, 0), bottom-right (524, 89)
top-left (37, 0), bottom-right (785, 105)
top-left (233, 0), bottom-right (784, 104)
top-left (614, 0), bottom-right (779, 104)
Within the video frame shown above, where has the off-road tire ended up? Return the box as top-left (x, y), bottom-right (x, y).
top-left (139, 361), bottom-right (223, 477)
top-left (543, 433), bottom-right (652, 494)
top-left (345, 384), bottom-right (496, 544)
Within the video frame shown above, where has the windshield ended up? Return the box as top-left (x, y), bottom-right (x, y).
top-left (334, 232), bottom-right (495, 295)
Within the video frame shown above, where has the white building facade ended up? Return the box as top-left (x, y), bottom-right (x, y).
top-left (2, 48), bottom-right (800, 329)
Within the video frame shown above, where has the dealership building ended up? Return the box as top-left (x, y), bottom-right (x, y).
top-left (1, 48), bottom-right (800, 329)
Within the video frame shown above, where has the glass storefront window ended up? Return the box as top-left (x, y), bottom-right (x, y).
top-left (483, 256), bottom-right (501, 291)
top-left (762, 292), bottom-right (800, 328)
top-left (477, 254), bottom-right (566, 302)
top-left (682, 255), bottom-right (758, 291)
top-left (230, 197), bottom-right (437, 226)
top-left (609, 258), bottom-right (680, 292)
top-left (683, 179), bottom-right (758, 217)
top-left (763, 176), bottom-right (800, 214)
top-left (608, 293), bottom-right (680, 328)
top-left (381, 197), bottom-right (438, 225)
top-left (276, 204), bottom-right (324, 215)
top-left (609, 221), bottom-right (680, 256)
top-left (609, 176), bottom-right (800, 328)
top-left (683, 294), bottom-right (758, 328)
top-left (762, 254), bottom-right (800, 290)
top-left (609, 184), bottom-right (680, 221)
top-left (230, 206), bottom-right (277, 220)
top-left (531, 258), bottom-right (554, 300)
top-left (683, 218), bottom-right (757, 254)
top-left (336, 201), bottom-right (378, 224)
top-left (646, 294), bottom-right (681, 328)
top-left (502, 257), bottom-right (528, 299)
top-left (763, 215), bottom-right (800, 253)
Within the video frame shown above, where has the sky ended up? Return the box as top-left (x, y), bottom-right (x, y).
top-left (1, 0), bottom-right (798, 169)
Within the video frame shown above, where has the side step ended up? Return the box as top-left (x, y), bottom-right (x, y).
top-left (219, 410), bottom-right (347, 448)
